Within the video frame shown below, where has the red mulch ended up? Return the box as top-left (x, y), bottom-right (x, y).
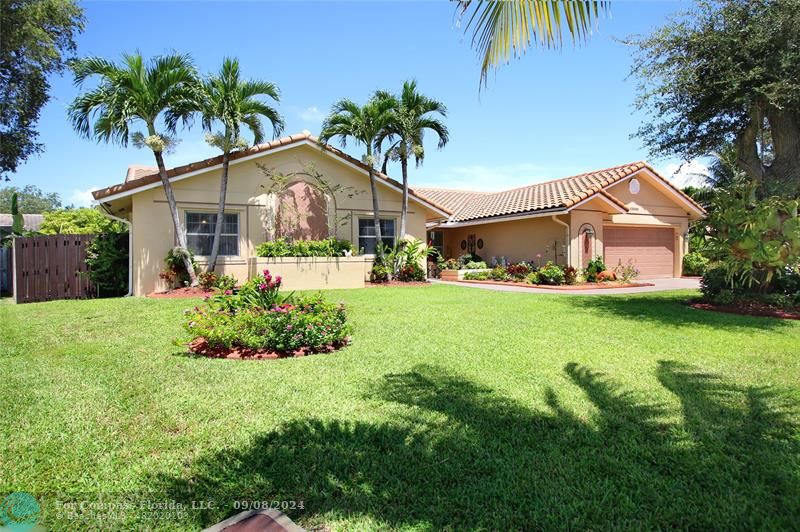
top-left (148, 287), bottom-right (216, 299)
top-left (456, 279), bottom-right (654, 290)
top-left (187, 337), bottom-right (349, 360)
top-left (367, 280), bottom-right (432, 287)
top-left (690, 300), bottom-right (800, 320)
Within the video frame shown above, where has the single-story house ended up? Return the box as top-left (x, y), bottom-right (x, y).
top-left (415, 162), bottom-right (705, 279)
top-left (92, 131), bottom-right (705, 295)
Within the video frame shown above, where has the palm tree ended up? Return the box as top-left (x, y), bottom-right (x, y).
top-left (457, 0), bottom-right (609, 84)
top-left (319, 93), bottom-right (397, 258)
top-left (377, 81), bottom-right (448, 239)
top-left (68, 52), bottom-right (200, 285)
top-left (198, 58), bottom-right (283, 273)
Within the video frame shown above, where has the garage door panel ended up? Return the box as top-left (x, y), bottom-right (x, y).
top-left (604, 227), bottom-right (675, 279)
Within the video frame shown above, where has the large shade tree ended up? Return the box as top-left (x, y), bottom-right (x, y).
top-left (198, 57), bottom-right (283, 273)
top-left (457, 0), bottom-right (608, 84)
top-left (319, 93), bottom-right (397, 258)
top-left (0, 0), bottom-right (85, 179)
top-left (377, 80), bottom-right (448, 239)
top-left (68, 52), bottom-right (200, 285)
top-left (631, 0), bottom-right (800, 197)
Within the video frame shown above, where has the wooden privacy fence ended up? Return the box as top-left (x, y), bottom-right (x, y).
top-left (13, 234), bottom-right (97, 303)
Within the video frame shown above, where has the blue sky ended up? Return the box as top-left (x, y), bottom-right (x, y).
top-left (9, 0), bottom-right (705, 207)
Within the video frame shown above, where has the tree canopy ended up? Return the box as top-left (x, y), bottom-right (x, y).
top-left (630, 0), bottom-right (800, 196)
top-left (0, 0), bottom-right (84, 179)
top-left (39, 208), bottom-right (124, 234)
top-left (0, 185), bottom-right (62, 213)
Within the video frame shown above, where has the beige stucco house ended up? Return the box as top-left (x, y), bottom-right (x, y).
top-left (92, 132), bottom-right (705, 295)
top-left (416, 162), bottom-right (706, 279)
top-left (92, 132), bottom-right (449, 295)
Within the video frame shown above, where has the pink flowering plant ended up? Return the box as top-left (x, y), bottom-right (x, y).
top-left (182, 269), bottom-right (351, 355)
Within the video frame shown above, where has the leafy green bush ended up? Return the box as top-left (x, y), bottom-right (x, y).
top-left (463, 271), bottom-right (489, 280)
top-left (458, 253), bottom-right (483, 267)
top-left (85, 232), bottom-right (129, 297)
top-left (163, 248), bottom-right (198, 287)
top-left (370, 264), bottom-right (390, 283)
top-left (563, 266), bottom-right (577, 285)
top-left (396, 261), bottom-right (426, 282)
top-left (683, 252), bottom-right (710, 276)
top-left (489, 266), bottom-right (509, 281)
top-left (215, 274), bottom-right (237, 292)
top-left (584, 256), bottom-right (606, 283)
top-left (464, 260), bottom-right (487, 269)
top-left (700, 266), bottom-right (738, 300)
top-left (198, 271), bottom-right (218, 290)
top-left (255, 237), bottom-right (353, 257)
top-left (238, 269), bottom-right (291, 309)
top-left (534, 262), bottom-right (565, 285)
top-left (39, 208), bottom-right (126, 235)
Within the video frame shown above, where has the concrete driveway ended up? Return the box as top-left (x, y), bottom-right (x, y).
top-left (432, 277), bottom-right (701, 295)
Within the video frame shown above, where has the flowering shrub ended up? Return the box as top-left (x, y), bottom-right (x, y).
top-left (216, 274), bottom-right (237, 292)
top-left (162, 248), bottom-right (199, 287)
top-left (489, 266), bottom-right (509, 281)
top-left (614, 260), bottom-right (640, 283)
top-left (182, 269), bottom-right (351, 355)
top-left (370, 264), bottom-right (390, 283)
top-left (531, 262), bottom-right (565, 285)
top-left (396, 261), bottom-right (426, 282)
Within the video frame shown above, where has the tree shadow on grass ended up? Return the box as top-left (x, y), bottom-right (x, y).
top-left (152, 363), bottom-right (799, 529)
top-left (565, 294), bottom-right (790, 330)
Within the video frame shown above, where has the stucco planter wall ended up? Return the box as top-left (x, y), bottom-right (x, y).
top-left (440, 268), bottom-right (491, 281)
top-left (250, 256), bottom-right (373, 290)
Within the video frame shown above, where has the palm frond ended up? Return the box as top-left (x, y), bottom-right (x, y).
top-left (457, 0), bottom-right (608, 85)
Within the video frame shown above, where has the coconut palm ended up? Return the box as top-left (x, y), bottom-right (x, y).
top-left (319, 93), bottom-right (397, 258)
top-left (198, 58), bottom-right (284, 272)
top-left (68, 52), bottom-right (200, 285)
top-left (377, 81), bottom-right (448, 239)
top-left (457, 0), bottom-right (609, 84)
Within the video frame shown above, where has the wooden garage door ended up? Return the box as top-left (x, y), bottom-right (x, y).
top-left (604, 226), bottom-right (675, 279)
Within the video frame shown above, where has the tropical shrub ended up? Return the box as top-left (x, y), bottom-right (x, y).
top-left (370, 264), bottom-right (390, 283)
top-left (198, 271), bottom-right (218, 290)
top-left (458, 252), bottom-right (483, 267)
top-left (683, 251), bottom-right (710, 276)
top-left (614, 259), bottom-right (640, 283)
top-left (533, 262), bottom-right (565, 285)
top-left (182, 270), bottom-right (350, 354)
top-left (255, 237), bottom-right (354, 257)
top-left (563, 266), bottom-right (577, 285)
top-left (396, 261), bottom-right (426, 282)
top-left (463, 271), bottom-right (489, 281)
top-left (162, 248), bottom-right (198, 287)
top-left (464, 260), bottom-right (488, 269)
top-left (488, 266), bottom-right (509, 281)
top-left (584, 256), bottom-right (606, 283)
top-left (85, 232), bottom-right (128, 297)
top-left (441, 258), bottom-right (459, 270)
top-left (506, 262), bottom-right (532, 280)
top-left (216, 274), bottom-right (237, 292)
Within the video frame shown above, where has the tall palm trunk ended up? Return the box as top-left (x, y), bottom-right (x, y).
top-left (153, 149), bottom-right (198, 286)
top-left (400, 151), bottom-right (409, 239)
top-left (208, 150), bottom-right (230, 273)
top-left (366, 146), bottom-right (383, 259)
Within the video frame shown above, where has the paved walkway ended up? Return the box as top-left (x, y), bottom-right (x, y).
top-left (432, 277), bottom-right (700, 295)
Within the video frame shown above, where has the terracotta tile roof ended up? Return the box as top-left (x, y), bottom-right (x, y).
top-left (92, 132), bottom-right (452, 215)
top-left (413, 162), bottom-right (704, 223)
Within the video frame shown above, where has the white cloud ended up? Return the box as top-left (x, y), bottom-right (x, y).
top-left (422, 163), bottom-right (571, 191)
top-left (70, 187), bottom-right (99, 208)
top-left (299, 106), bottom-right (324, 124)
top-left (659, 159), bottom-right (710, 188)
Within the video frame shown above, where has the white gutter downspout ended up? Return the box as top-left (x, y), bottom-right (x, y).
top-left (101, 210), bottom-right (133, 297)
top-left (551, 215), bottom-right (570, 267)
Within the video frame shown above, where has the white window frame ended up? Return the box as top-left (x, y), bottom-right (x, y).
top-left (184, 211), bottom-right (240, 257)
top-left (358, 217), bottom-right (396, 255)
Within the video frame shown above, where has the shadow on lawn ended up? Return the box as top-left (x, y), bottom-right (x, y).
top-left (565, 294), bottom-right (790, 330)
top-left (154, 363), bottom-right (799, 529)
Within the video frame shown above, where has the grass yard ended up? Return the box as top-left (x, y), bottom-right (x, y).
top-left (1, 285), bottom-right (799, 530)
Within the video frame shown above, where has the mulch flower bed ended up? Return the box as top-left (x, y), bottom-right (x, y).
top-left (148, 287), bottom-right (216, 299)
top-left (456, 279), bottom-right (654, 290)
top-left (187, 337), bottom-right (350, 360)
top-left (689, 300), bottom-right (800, 320)
top-left (367, 280), bottom-right (431, 287)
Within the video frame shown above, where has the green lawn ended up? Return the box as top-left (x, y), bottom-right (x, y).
top-left (1, 286), bottom-right (799, 530)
